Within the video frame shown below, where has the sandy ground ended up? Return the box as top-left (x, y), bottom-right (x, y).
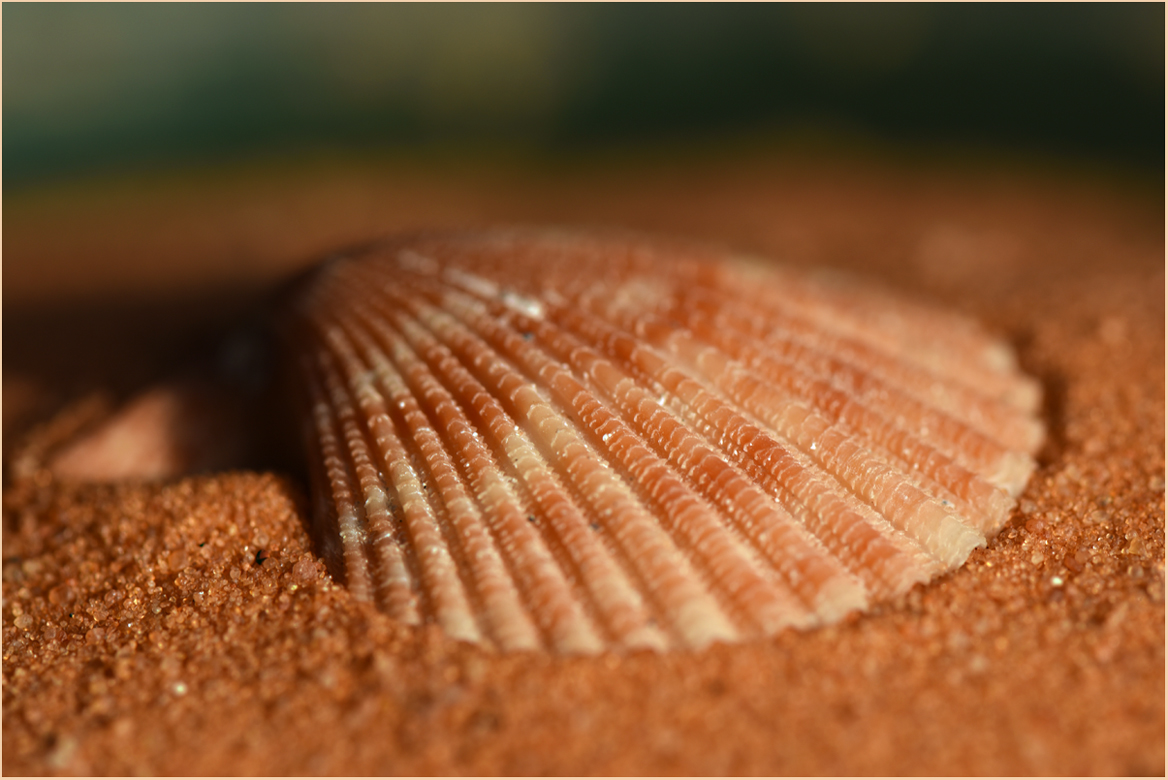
top-left (3, 150), bottom-right (1164, 775)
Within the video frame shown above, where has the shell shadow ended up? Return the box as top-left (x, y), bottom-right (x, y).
top-left (1009, 327), bottom-right (1068, 470)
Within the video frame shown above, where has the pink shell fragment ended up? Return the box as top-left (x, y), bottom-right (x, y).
top-left (279, 229), bottom-right (1043, 653)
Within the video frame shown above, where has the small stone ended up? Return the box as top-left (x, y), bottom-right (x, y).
top-left (168, 550), bottom-right (188, 571)
top-left (45, 734), bottom-right (79, 771)
top-left (292, 559), bottom-right (318, 586)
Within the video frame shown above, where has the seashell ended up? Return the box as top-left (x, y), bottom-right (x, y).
top-left (278, 228), bottom-right (1043, 654)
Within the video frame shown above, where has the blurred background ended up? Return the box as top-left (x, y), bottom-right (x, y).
top-left (3, 2), bottom-right (1165, 475)
top-left (5, 3), bottom-right (1164, 191)
top-left (4, 4), bottom-right (1164, 436)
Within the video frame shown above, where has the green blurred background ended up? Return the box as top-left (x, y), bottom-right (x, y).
top-left (5, 2), bottom-right (1164, 191)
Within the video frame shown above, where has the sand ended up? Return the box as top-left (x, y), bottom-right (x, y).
top-left (3, 150), bottom-right (1163, 775)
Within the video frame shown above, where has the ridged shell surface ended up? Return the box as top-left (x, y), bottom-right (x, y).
top-left (280, 228), bottom-right (1043, 654)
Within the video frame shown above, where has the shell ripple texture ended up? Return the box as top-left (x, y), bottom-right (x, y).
top-left (279, 228), bottom-right (1043, 654)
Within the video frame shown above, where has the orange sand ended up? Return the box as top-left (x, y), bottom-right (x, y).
top-left (3, 151), bottom-right (1163, 774)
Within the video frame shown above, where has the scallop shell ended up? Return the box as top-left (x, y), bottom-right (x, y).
top-left (279, 228), bottom-right (1043, 654)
